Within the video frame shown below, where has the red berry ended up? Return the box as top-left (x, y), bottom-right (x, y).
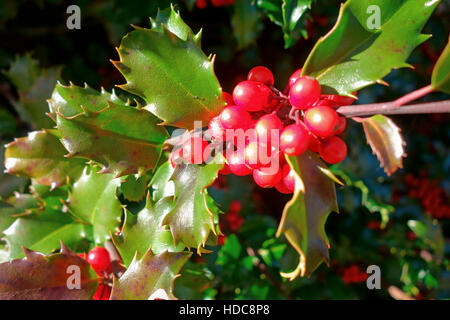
top-left (289, 76), bottom-right (321, 109)
top-left (208, 116), bottom-right (226, 141)
top-left (182, 137), bottom-right (210, 164)
top-left (222, 92), bottom-right (234, 106)
top-left (169, 147), bottom-right (183, 168)
top-left (280, 123), bottom-right (310, 156)
top-left (229, 200), bottom-right (242, 213)
top-left (93, 284), bottom-right (111, 300)
top-left (275, 180), bottom-right (293, 194)
top-left (319, 136), bottom-right (347, 164)
top-left (233, 81), bottom-right (273, 112)
top-left (255, 114), bottom-right (283, 148)
top-left (196, 0), bottom-right (207, 9)
top-left (87, 247), bottom-right (111, 274)
top-left (308, 133), bottom-right (321, 153)
top-left (288, 68), bottom-right (303, 88)
top-left (282, 164), bottom-right (295, 192)
top-left (227, 150), bottom-right (253, 176)
top-left (247, 66), bottom-right (274, 86)
top-left (334, 117), bottom-right (346, 135)
top-left (304, 106), bottom-right (338, 138)
top-left (314, 99), bottom-right (340, 109)
top-left (219, 106), bottom-right (252, 130)
top-left (253, 167), bottom-right (282, 188)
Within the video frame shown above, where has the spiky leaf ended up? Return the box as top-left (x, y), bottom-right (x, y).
top-left (110, 249), bottom-right (191, 300)
top-left (119, 174), bottom-right (150, 202)
top-left (431, 36), bottom-right (450, 94)
top-left (114, 21), bottom-right (224, 129)
top-left (162, 157), bottom-right (224, 250)
top-left (56, 100), bottom-right (168, 177)
top-left (68, 166), bottom-right (122, 243)
top-left (113, 195), bottom-right (184, 267)
top-left (232, 0), bottom-right (263, 49)
top-left (276, 152), bottom-right (338, 279)
top-left (4, 130), bottom-right (85, 188)
top-left (0, 246), bottom-right (97, 300)
top-left (302, 0), bottom-right (440, 95)
top-left (360, 114), bottom-right (405, 176)
top-left (150, 161), bottom-right (175, 202)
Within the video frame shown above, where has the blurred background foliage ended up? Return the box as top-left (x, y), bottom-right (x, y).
top-left (0, 0), bottom-right (449, 299)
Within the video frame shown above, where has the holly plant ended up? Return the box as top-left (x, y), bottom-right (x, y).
top-left (0, 0), bottom-right (449, 300)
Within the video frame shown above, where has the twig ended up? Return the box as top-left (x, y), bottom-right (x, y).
top-left (337, 100), bottom-right (450, 118)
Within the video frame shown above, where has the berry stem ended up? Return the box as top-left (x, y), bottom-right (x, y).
top-left (392, 85), bottom-right (434, 107)
top-left (337, 100), bottom-right (450, 118)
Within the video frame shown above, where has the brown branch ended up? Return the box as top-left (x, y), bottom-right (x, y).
top-left (337, 100), bottom-right (450, 118)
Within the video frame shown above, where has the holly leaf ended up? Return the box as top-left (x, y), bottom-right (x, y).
top-left (150, 5), bottom-right (202, 45)
top-left (119, 174), bottom-right (150, 202)
top-left (150, 161), bottom-right (175, 202)
top-left (232, 0), bottom-right (264, 49)
top-left (0, 245), bottom-right (97, 300)
top-left (3, 200), bottom-right (91, 259)
top-left (3, 54), bottom-right (60, 129)
top-left (56, 100), bottom-right (168, 177)
top-left (162, 156), bottom-right (224, 251)
top-left (276, 151), bottom-right (338, 280)
top-left (282, 0), bottom-right (311, 48)
top-left (0, 203), bottom-right (21, 235)
top-left (4, 130), bottom-right (85, 188)
top-left (302, 0), bottom-right (440, 95)
top-left (48, 82), bottom-right (127, 118)
top-left (110, 249), bottom-right (191, 300)
top-left (68, 166), bottom-right (123, 243)
top-left (360, 114), bottom-right (405, 176)
top-left (431, 36), bottom-right (450, 94)
top-left (113, 17), bottom-right (224, 129)
top-left (113, 194), bottom-right (184, 267)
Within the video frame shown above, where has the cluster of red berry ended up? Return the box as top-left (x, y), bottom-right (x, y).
top-left (405, 174), bottom-right (450, 219)
top-left (79, 246), bottom-right (112, 300)
top-left (170, 66), bottom-right (353, 193)
top-left (339, 264), bottom-right (368, 284)
top-left (196, 0), bottom-right (234, 9)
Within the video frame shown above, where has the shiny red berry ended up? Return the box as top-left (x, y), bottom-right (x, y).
top-left (233, 81), bottom-right (273, 112)
top-left (304, 106), bottom-right (338, 138)
top-left (289, 76), bottom-right (321, 109)
top-left (334, 117), bottom-right (346, 135)
top-left (288, 68), bottom-right (303, 88)
top-left (275, 180), bottom-right (293, 194)
top-left (255, 114), bottom-right (283, 148)
top-left (282, 164), bottom-right (295, 192)
top-left (253, 167), bottom-right (282, 188)
top-left (169, 147), bottom-right (183, 168)
top-left (208, 116), bottom-right (226, 141)
top-left (323, 94), bottom-right (356, 106)
top-left (227, 150), bottom-right (253, 176)
top-left (314, 99), bottom-right (340, 109)
top-left (319, 136), bottom-right (347, 164)
top-left (247, 66), bottom-right (274, 86)
top-left (87, 247), bottom-right (111, 274)
top-left (308, 133), bottom-right (321, 153)
top-left (182, 137), bottom-right (210, 164)
top-left (219, 106), bottom-right (252, 130)
top-left (280, 123), bottom-right (310, 156)
top-left (93, 284), bottom-right (111, 300)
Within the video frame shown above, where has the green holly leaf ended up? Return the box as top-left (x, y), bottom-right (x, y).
top-left (431, 36), bottom-right (450, 94)
top-left (68, 165), bottom-right (123, 243)
top-left (113, 194), bottom-right (184, 267)
top-left (282, 0), bottom-right (311, 48)
top-left (276, 151), bottom-right (338, 280)
top-left (119, 174), bottom-right (150, 202)
top-left (110, 249), bottom-right (191, 300)
top-left (113, 18), bottom-right (224, 129)
top-left (162, 156), bottom-right (224, 251)
top-left (232, 0), bottom-right (263, 49)
top-left (302, 0), bottom-right (440, 95)
top-left (4, 130), bottom-right (86, 188)
top-left (150, 5), bottom-right (202, 45)
top-left (48, 82), bottom-right (127, 118)
top-left (360, 115), bottom-right (405, 176)
top-left (150, 161), bottom-right (175, 202)
top-left (56, 100), bottom-right (168, 177)
top-left (0, 246), bottom-right (97, 300)
top-left (0, 202), bottom-right (21, 235)
top-left (3, 200), bottom-right (91, 259)
top-left (3, 54), bottom-right (60, 129)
